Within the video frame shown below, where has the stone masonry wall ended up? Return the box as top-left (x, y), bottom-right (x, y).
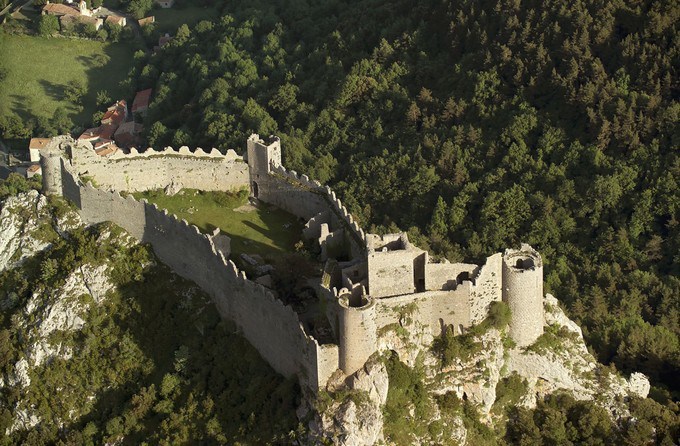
top-left (70, 145), bottom-right (249, 192)
top-left (469, 253), bottom-right (503, 324)
top-left (367, 249), bottom-right (417, 298)
top-left (59, 163), bottom-right (338, 390)
top-left (373, 287), bottom-right (471, 337)
top-left (424, 262), bottom-right (479, 291)
top-left (263, 165), bottom-right (368, 257)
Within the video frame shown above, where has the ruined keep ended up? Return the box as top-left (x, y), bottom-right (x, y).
top-left (39, 134), bottom-right (545, 390)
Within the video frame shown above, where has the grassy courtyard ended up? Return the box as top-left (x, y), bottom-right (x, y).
top-left (135, 188), bottom-right (303, 259)
top-left (0, 33), bottom-right (136, 127)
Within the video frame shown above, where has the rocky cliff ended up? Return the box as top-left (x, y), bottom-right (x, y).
top-left (312, 294), bottom-right (651, 445)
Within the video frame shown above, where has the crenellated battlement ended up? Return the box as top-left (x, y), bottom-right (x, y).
top-left (40, 133), bottom-right (544, 390)
top-left (108, 145), bottom-right (243, 161)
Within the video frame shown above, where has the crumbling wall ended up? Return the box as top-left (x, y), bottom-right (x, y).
top-left (424, 262), bottom-right (479, 291)
top-left (262, 165), bottom-right (368, 258)
top-left (469, 253), bottom-right (503, 324)
top-left (71, 145), bottom-right (249, 192)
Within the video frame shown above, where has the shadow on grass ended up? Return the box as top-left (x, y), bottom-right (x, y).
top-left (38, 79), bottom-right (66, 102)
top-left (8, 40), bottom-right (136, 132)
top-left (8, 94), bottom-right (33, 121)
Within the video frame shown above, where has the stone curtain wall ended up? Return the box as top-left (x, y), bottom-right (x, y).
top-left (266, 165), bottom-right (368, 256)
top-left (71, 145), bottom-right (249, 192)
top-left (59, 163), bottom-right (338, 390)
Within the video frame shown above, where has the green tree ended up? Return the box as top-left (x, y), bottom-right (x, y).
top-left (64, 80), bottom-right (85, 102)
top-left (127, 0), bottom-right (153, 19)
top-left (38, 14), bottom-right (60, 37)
top-left (96, 90), bottom-right (111, 107)
top-left (428, 196), bottom-right (448, 238)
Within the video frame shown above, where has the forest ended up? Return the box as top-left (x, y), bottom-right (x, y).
top-left (1, 0), bottom-right (678, 442)
top-left (131, 0), bottom-right (679, 402)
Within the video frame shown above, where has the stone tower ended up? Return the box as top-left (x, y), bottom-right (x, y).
top-left (246, 134), bottom-right (281, 198)
top-left (79, 0), bottom-right (91, 16)
top-left (502, 244), bottom-right (543, 347)
top-left (40, 146), bottom-right (63, 197)
top-left (337, 289), bottom-right (377, 375)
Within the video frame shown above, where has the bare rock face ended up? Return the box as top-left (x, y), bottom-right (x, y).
top-left (349, 360), bottom-right (389, 407)
top-left (543, 293), bottom-right (583, 336)
top-left (330, 398), bottom-right (383, 446)
top-left (506, 295), bottom-right (650, 418)
top-left (164, 180), bottom-right (182, 196)
top-left (628, 372), bottom-right (651, 398)
top-left (316, 359), bottom-right (388, 446)
top-left (0, 192), bottom-right (118, 434)
top-left (0, 191), bottom-right (52, 272)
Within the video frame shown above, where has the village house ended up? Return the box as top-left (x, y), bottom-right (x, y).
top-left (27, 138), bottom-right (51, 163)
top-left (138, 16), bottom-right (155, 26)
top-left (132, 89), bottom-right (152, 117)
top-left (26, 164), bottom-right (42, 179)
top-left (101, 100), bottom-right (128, 126)
top-left (76, 99), bottom-right (131, 157)
top-left (114, 121), bottom-right (143, 148)
top-left (42, 0), bottom-right (103, 30)
top-left (104, 15), bottom-right (126, 27)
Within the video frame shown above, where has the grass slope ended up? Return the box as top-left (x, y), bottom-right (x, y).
top-left (0, 34), bottom-right (135, 126)
top-left (136, 188), bottom-right (303, 259)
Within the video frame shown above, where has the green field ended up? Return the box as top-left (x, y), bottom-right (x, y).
top-left (135, 188), bottom-right (303, 259)
top-left (0, 33), bottom-right (136, 126)
top-left (153, 5), bottom-right (219, 33)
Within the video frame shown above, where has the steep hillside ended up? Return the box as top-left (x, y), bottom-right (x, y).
top-left (134, 0), bottom-right (680, 399)
top-left (0, 183), bottom-right (300, 445)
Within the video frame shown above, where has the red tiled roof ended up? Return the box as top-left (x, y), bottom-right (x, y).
top-left (114, 122), bottom-right (143, 147)
top-left (27, 164), bottom-right (42, 173)
top-left (98, 124), bottom-right (117, 140)
top-left (132, 89), bottom-right (152, 113)
top-left (79, 127), bottom-right (101, 141)
top-left (43, 3), bottom-right (80, 16)
top-left (95, 144), bottom-right (118, 157)
top-left (29, 138), bottom-right (51, 150)
top-left (105, 15), bottom-right (125, 25)
top-left (101, 109), bottom-right (124, 126)
top-left (93, 138), bottom-right (113, 150)
top-left (138, 16), bottom-right (155, 26)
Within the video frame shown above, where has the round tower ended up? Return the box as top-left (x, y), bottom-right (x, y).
top-left (40, 147), bottom-right (63, 197)
top-left (337, 291), bottom-right (377, 375)
top-left (502, 244), bottom-right (543, 347)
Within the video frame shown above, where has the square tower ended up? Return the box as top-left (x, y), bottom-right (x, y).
top-left (246, 134), bottom-right (281, 198)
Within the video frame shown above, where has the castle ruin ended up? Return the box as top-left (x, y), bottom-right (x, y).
top-left (39, 134), bottom-right (545, 390)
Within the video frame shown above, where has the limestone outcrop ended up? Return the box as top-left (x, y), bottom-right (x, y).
top-left (313, 359), bottom-right (389, 446)
top-left (0, 193), bottom-right (118, 434)
top-left (0, 190), bottom-right (51, 272)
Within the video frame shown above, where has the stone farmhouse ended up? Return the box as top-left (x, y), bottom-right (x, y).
top-left (39, 134), bottom-right (546, 392)
top-left (42, 0), bottom-right (126, 31)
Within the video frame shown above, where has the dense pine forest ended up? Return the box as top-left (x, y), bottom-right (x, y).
top-left (136, 0), bottom-right (679, 401)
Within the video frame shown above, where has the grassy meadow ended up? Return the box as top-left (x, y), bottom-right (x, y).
top-left (0, 33), bottom-right (136, 126)
top-left (135, 188), bottom-right (303, 258)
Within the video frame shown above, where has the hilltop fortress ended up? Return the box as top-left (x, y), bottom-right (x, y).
top-left (39, 134), bottom-right (545, 391)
